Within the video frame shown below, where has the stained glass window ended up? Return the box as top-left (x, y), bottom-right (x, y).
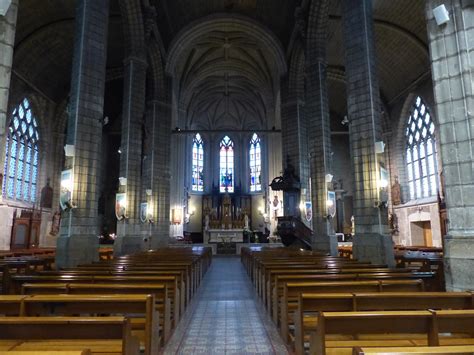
top-left (249, 133), bottom-right (262, 192)
top-left (191, 133), bottom-right (204, 192)
top-left (406, 96), bottom-right (438, 200)
top-left (2, 98), bottom-right (40, 203)
top-left (219, 136), bottom-right (234, 193)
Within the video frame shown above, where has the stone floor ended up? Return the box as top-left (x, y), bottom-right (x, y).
top-left (163, 256), bottom-right (290, 355)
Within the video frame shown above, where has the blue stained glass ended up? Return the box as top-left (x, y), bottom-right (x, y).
top-left (30, 184), bottom-right (36, 203)
top-left (24, 162), bottom-right (30, 183)
top-left (23, 180), bottom-right (29, 201)
top-left (4, 98), bottom-right (40, 202)
top-left (249, 133), bottom-right (262, 192)
top-left (7, 177), bottom-right (14, 198)
top-left (32, 166), bottom-right (37, 187)
top-left (220, 135), bottom-right (234, 193)
top-left (26, 146), bottom-right (31, 163)
top-left (33, 148), bottom-right (38, 166)
top-left (10, 138), bottom-right (17, 158)
top-left (2, 138), bottom-right (8, 197)
top-left (8, 156), bottom-right (15, 178)
top-left (191, 133), bottom-right (204, 192)
top-left (18, 141), bottom-right (25, 162)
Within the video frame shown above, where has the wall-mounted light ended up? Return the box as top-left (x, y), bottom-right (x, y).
top-left (119, 177), bottom-right (127, 186)
top-left (433, 4), bottom-right (450, 26)
top-left (146, 189), bottom-right (152, 196)
top-left (0, 0), bottom-right (12, 16)
top-left (117, 147), bottom-right (122, 154)
top-left (375, 141), bottom-right (385, 154)
top-left (325, 174), bottom-right (333, 183)
top-left (64, 144), bottom-right (75, 157)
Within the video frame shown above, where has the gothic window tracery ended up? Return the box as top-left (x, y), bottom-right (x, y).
top-left (406, 96), bottom-right (438, 200)
top-left (219, 135), bottom-right (234, 193)
top-left (2, 98), bottom-right (40, 203)
top-left (249, 133), bottom-right (261, 192)
top-left (192, 133), bottom-right (204, 192)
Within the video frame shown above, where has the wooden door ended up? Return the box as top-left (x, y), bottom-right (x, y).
top-left (423, 221), bottom-right (433, 247)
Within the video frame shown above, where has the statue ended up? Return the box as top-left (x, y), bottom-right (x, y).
top-left (50, 211), bottom-right (61, 235)
top-left (244, 213), bottom-right (249, 230)
top-left (391, 176), bottom-right (402, 206)
top-left (40, 178), bottom-right (53, 208)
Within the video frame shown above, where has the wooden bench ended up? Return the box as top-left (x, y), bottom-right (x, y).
top-left (279, 280), bottom-right (425, 343)
top-left (0, 351), bottom-right (91, 354)
top-left (310, 309), bottom-right (474, 355)
top-left (10, 274), bottom-right (181, 326)
top-left (294, 292), bottom-right (474, 354)
top-left (22, 294), bottom-right (160, 355)
top-left (353, 345), bottom-right (474, 354)
top-left (21, 283), bottom-right (172, 343)
top-left (0, 317), bottom-right (139, 355)
top-left (271, 272), bottom-right (434, 318)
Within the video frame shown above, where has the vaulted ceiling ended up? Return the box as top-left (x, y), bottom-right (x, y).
top-left (12, 0), bottom-right (431, 128)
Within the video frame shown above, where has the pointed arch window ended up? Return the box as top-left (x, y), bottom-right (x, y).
top-left (2, 98), bottom-right (40, 203)
top-left (249, 133), bottom-right (262, 192)
top-left (191, 133), bottom-right (204, 192)
top-left (219, 135), bottom-right (234, 193)
top-left (406, 96), bottom-right (438, 200)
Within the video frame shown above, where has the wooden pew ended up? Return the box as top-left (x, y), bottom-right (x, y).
top-left (310, 309), bottom-right (474, 355)
top-left (0, 352), bottom-right (91, 355)
top-left (9, 274), bottom-right (181, 325)
top-left (294, 292), bottom-right (474, 354)
top-left (0, 317), bottom-right (140, 355)
top-left (22, 294), bottom-right (160, 355)
top-left (279, 280), bottom-right (425, 343)
top-left (21, 283), bottom-right (172, 343)
top-left (270, 272), bottom-right (435, 317)
top-left (37, 269), bottom-right (187, 316)
top-left (353, 345), bottom-right (474, 354)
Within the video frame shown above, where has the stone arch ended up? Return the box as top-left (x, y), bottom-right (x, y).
top-left (118, 0), bottom-right (146, 58)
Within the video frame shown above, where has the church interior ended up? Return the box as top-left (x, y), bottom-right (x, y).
top-left (1, 0), bottom-right (474, 354)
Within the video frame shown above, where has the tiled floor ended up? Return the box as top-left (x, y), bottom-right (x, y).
top-left (163, 256), bottom-right (290, 355)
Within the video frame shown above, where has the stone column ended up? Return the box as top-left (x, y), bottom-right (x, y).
top-left (56, 0), bottom-right (109, 268)
top-left (114, 57), bottom-right (147, 256)
top-left (342, 0), bottom-right (394, 266)
top-left (280, 78), bottom-right (311, 221)
top-left (0, 0), bottom-right (19, 198)
top-left (305, 2), bottom-right (338, 255)
top-left (426, 0), bottom-right (474, 290)
top-left (142, 97), bottom-right (171, 249)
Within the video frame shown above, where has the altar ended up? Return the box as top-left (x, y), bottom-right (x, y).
top-left (207, 229), bottom-right (244, 243)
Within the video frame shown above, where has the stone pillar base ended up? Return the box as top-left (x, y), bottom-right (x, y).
top-left (313, 234), bottom-right (338, 256)
top-left (113, 235), bottom-right (146, 257)
top-left (444, 235), bottom-right (474, 291)
top-left (56, 235), bottom-right (99, 269)
top-left (352, 233), bottom-right (395, 267)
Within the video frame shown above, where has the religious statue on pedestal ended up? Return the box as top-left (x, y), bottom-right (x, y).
top-left (391, 176), bottom-right (402, 206)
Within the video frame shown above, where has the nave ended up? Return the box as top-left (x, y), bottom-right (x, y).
top-left (163, 256), bottom-right (289, 355)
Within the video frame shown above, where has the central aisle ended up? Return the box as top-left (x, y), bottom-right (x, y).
top-left (163, 256), bottom-right (289, 355)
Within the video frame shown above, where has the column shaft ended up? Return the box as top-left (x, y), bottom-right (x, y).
top-left (426, 0), bottom-right (474, 290)
top-left (0, 0), bottom-right (19, 196)
top-left (56, 0), bottom-right (110, 268)
top-left (342, 0), bottom-right (393, 266)
top-left (114, 57), bottom-right (147, 255)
